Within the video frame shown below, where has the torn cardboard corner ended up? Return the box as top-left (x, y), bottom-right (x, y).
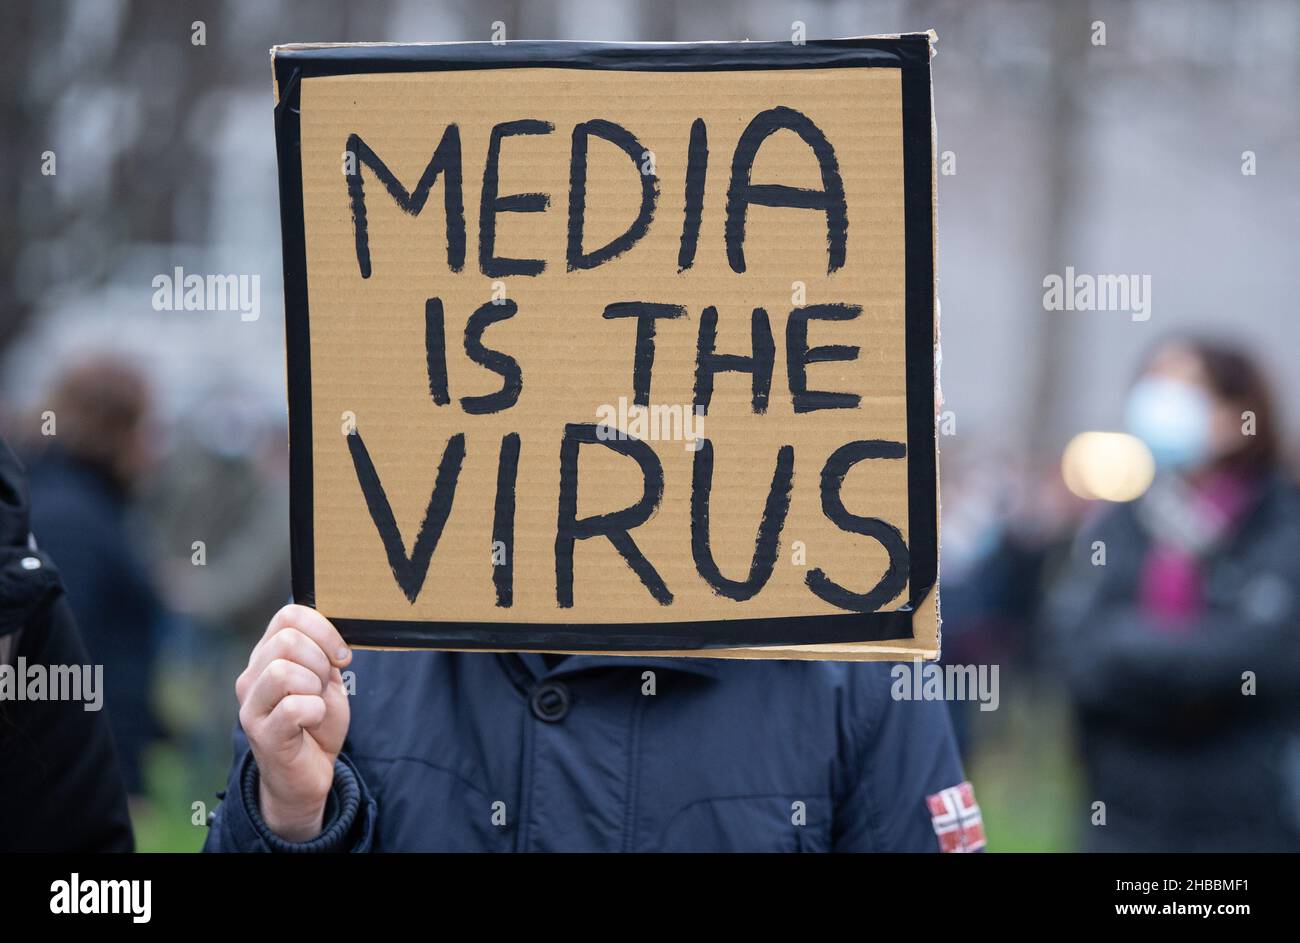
top-left (272, 36), bottom-right (939, 661)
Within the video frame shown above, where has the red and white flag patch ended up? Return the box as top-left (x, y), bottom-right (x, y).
top-left (926, 781), bottom-right (986, 852)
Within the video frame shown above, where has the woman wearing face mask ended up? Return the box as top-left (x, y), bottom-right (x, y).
top-left (1049, 337), bottom-right (1300, 852)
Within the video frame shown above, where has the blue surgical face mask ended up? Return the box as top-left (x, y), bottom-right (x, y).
top-left (1124, 376), bottom-right (1214, 471)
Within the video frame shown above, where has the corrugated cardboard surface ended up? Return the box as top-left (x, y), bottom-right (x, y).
top-left (292, 61), bottom-right (937, 659)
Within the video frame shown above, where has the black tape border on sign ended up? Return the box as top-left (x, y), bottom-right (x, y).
top-left (272, 37), bottom-right (937, 651)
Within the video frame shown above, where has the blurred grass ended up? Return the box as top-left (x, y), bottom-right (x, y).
top-left (133, 643), bottom-right (236, 852)
top-left (132, 742), bottom-right (210, 852)
top-left (969, 683), bottom-right (1083, 852)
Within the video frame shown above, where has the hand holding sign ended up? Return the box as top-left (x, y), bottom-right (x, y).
top-left (235, 605), bottom-right (352, 841)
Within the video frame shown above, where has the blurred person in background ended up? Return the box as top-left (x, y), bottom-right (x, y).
top-left (1049, 336), bottom-right (1300, 852)
top-left (24, 355), bottom-right (170, 798)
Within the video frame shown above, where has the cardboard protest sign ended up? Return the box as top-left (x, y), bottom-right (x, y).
top-left (272, 36), bottom-right (939, 660)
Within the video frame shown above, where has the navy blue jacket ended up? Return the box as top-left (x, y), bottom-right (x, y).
top-left (205, 650), bottom-right (965, 852)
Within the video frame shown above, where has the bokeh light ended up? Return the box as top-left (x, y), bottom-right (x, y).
top-left (1060, 431), bottom-right (1155, 502)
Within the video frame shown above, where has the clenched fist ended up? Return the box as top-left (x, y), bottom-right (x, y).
top-left (235, 605), bottom-right (352, 841)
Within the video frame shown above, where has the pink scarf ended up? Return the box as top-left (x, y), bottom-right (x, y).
top-left (1139, 472), bottom-right (1255, 630)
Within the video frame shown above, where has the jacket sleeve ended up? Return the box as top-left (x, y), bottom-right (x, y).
top-left (832, 663), bottom-right (969, 852)
top-left (0, 437), bottom-right (134, 852)
top-left (1054, 601), bottom-right (1300, 719)
top-left (203, 727), bottom-right (377, 853)
top-left (0, 590), bottom-right (134, 852)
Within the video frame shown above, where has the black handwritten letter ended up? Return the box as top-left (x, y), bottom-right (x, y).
top-left (346, 129), bottom-right (465, 278)
top-left (492, 432), bottom-right (521, 607)
top-left (347, 430), bottom-right (466, 604)
top-left (677, 118), bottom-right (709, 272)
top-left (461, 299), bottom-right (523, 415)
top-left (602, 301), bottom-right (687, 406)
top-left (480, 120), bottom-right (554, 277)
top-left (724, 107), bottom-right (848, 274)
top-left (425, 298), bottom-right (450, 405)
top-left (555, 423), bottom-right (670, 607)
top-left (567, 119), bottom-right (658, 271)
top-left (691, 441), bottom-right (794, 601)
top-left (806, 440), bottom-right (909, 613)
top-left (786, 303), bottom-right (862, 413)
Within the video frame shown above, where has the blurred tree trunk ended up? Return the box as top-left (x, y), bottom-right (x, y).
top-left (0, 1), bottom-right (51, 351)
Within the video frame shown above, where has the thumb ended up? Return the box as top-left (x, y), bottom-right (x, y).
top-left (307, 667), bottom-right (351, 757)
